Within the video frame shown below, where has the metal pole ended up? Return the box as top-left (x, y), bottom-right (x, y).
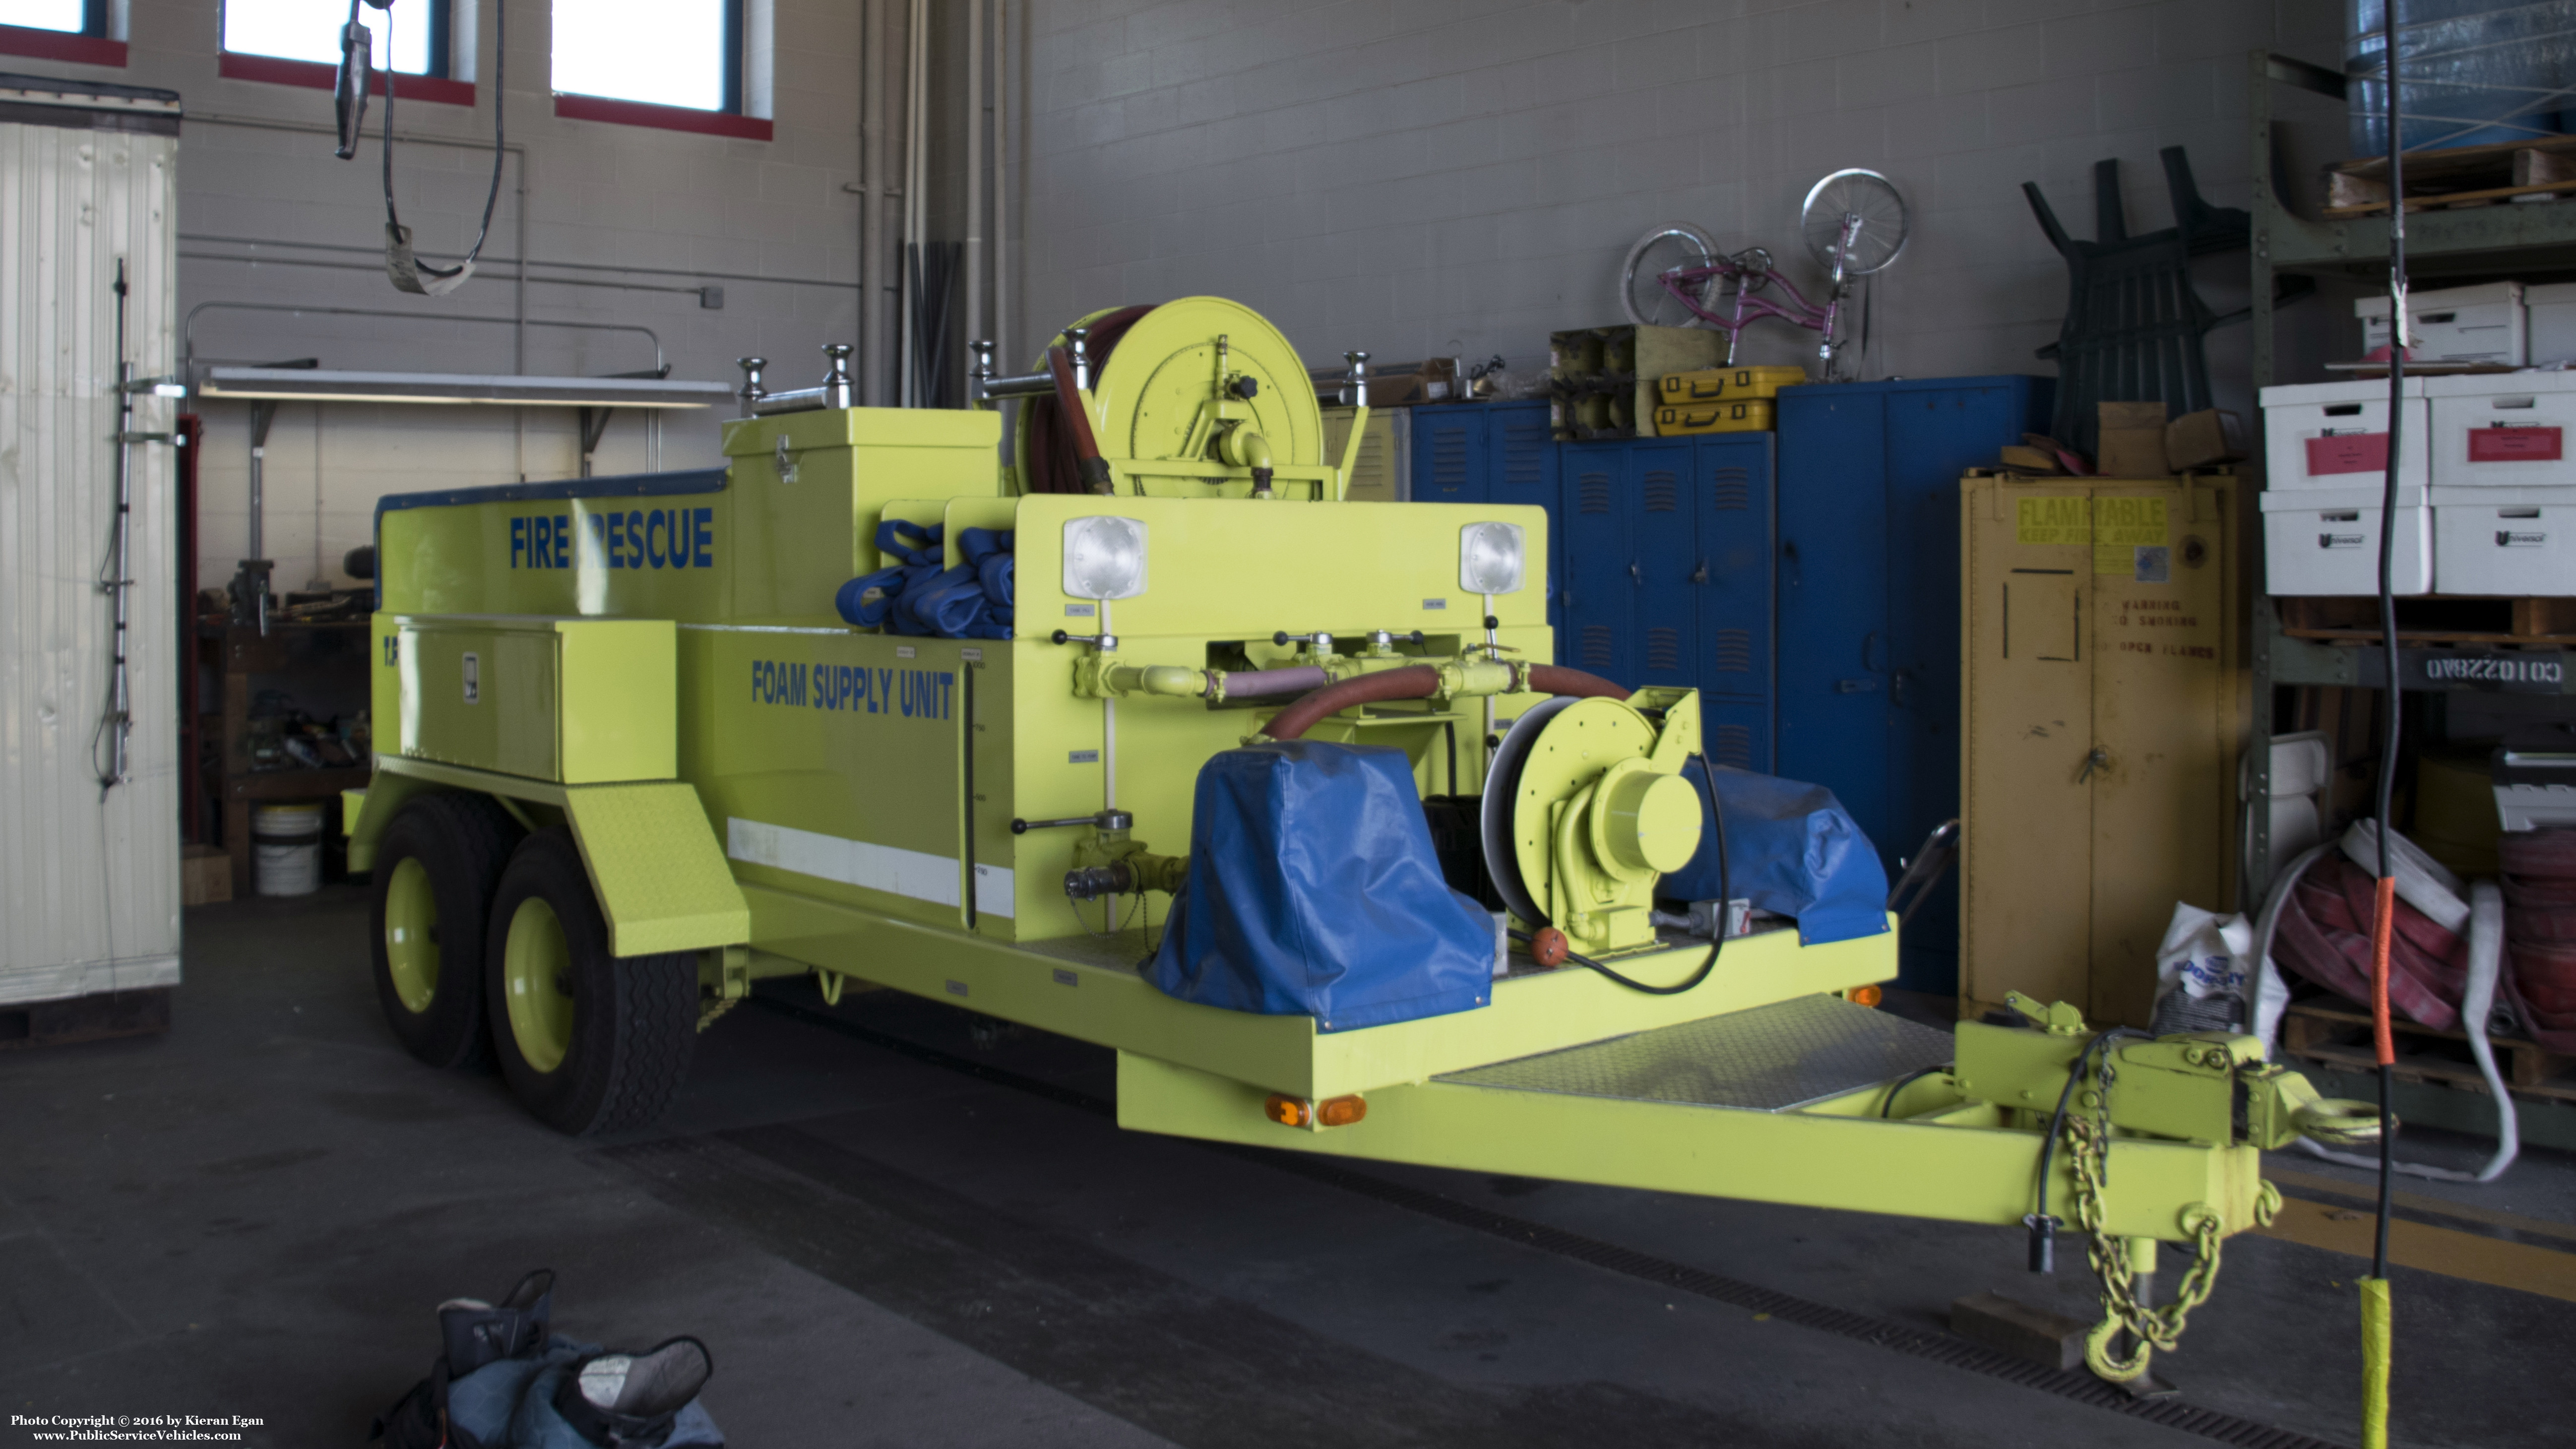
top-left (964, 0), bottom-right (983, 404)
top-left (857, 0), bottom-right (878, 405)
top-left (992, 0), bottom-right (1009, 373)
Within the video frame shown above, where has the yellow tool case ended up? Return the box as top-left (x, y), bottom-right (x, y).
top-left (1655, 399), bottom-right (1774, 435)
top-left (1658, 366), bottom-right (1808, 404)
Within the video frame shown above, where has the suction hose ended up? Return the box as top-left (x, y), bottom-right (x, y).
top-left (1259, 663), bottom-right (1630, 741)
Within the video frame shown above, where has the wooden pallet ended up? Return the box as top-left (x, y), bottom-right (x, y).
top-left (2281, 998), bottom-right (2576, 1103)
top-left (2277, 594), bottom-right (2576, 645)
top-left (2326, 134), bottom-right (2576, 217)
top-left (0, 987), bottom-right (171, 1052)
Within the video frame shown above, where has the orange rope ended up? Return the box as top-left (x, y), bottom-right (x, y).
top-left (2370, 875), bottom-right (2398, 1067)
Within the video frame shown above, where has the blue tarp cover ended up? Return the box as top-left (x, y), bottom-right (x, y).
top-left (1660, 760), bottom-right (1890, 946)
top-left (1147, 742), bottom-right (1494, 1032)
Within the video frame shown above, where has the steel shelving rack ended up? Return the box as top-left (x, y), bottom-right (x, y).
top-left (2243, 51), bottom-right (2576, 902)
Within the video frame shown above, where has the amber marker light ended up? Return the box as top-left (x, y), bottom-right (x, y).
top-left (1264, 1095), bottom-right (1311, 1128)
top-left (1317, 1094), bottom-right (1368, 1128)
top-left (1847, 985), bottom-right (1884, 1007)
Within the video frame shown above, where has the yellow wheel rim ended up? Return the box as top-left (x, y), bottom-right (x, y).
top-left (383, 857), bottom-right (440, 1014)
top-left (502, 896), bottom-right (576, 1073)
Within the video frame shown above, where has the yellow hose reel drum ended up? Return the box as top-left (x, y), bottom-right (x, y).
top-left (1014, 297), bottom-right (1327, 497)
top-left (1481, 688), bottom-right (1705, 956)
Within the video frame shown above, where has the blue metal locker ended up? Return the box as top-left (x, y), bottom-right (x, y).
top-left (1695, 433), bottom-right (1776, 771)
top-left (1482, 403), bottom-right (1560, 631)
top-left (1411, 408), bottom-right (1485, 503)
top-left (1557, 434), bottom-right (1777, 772)
top-left (1631, 440), bottom-right (1698, 694)
top-left (1775, 376), bottom-right (2053, 996)
top-left (1559, 445), bottom-right (1629, 684)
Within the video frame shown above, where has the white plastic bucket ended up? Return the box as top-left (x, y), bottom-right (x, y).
top-left (252, 802), bottom-right (325, 897)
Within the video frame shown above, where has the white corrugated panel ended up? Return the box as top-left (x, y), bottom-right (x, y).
top-left (0, 90), bottom-right (183, 1006)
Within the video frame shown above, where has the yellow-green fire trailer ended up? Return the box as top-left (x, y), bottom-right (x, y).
top-left (345, 298), bottom-right (2373, 1383)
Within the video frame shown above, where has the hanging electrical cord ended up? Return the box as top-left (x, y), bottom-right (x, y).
top-left (1507, 755), bottom-right (1729, 996)
top-left (2362, 2), bottom-right (2406, 1441)
top-left (92, 258), bottom-right (137, 796)
top-left (337, 0), bottom-right (507, 297)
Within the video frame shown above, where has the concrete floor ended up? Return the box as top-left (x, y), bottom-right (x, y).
top-left (3, 886), bottom-right (2571, 1448)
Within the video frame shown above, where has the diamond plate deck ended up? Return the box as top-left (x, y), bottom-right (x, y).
top-left (1434, 994), bottom-right (1953, 1112)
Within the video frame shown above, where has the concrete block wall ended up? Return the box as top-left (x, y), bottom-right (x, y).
top-left (28, 0), bottom-right (875, 594)
top-left (1011, 0), bottom-right (2348, 413)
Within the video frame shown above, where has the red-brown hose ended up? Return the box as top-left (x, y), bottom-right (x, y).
top-left (1525, 665), bottom-right (1630, 701)
top-left (1046, 345), bottom-right (1113, 492)
top-left (1261, 664), bottom-right (1634, 741)
top-left (1262, 666), bottom-right (1441, 740)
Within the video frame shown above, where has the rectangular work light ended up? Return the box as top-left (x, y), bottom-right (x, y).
top-left (196, 368), bottom-right (733, 409)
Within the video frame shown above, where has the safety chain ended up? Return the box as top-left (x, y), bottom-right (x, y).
top-left (2066, 1115), bottom-right (2281, 1381)
top-left (696, 996), bottom-right (740, 1033)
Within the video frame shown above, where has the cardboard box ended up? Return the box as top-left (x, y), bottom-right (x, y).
top-left (2258, 484), bottom-right (2433, 595)
top-left (2259, 377), bottom-right (2432, 490)
top-left (2357, 280), bottom-right (2525, 366)
top-left (2164, 409), bottom-right (2248, 469)
top-left (182, 844), bottom-right (232, 906)
top-left (2096, 402), bottom-right (2171, 477)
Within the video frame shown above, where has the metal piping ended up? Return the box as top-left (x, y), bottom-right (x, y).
top-left (964, 0), bottom-right (982, 400)
top-left (992, 0), bottom-right (1009, 374)
top-left (900, 0), bottom-right (926, 407)
top-left (855, 0), bottom-right (881, 403)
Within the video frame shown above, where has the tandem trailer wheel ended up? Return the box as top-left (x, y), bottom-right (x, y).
top-left (368, 791), bottom-right (522, 1071)
top-left (484, 827), bottom-right (699, 1136)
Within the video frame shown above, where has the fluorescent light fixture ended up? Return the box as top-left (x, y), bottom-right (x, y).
top-left (1459, 520), bottom-right (1526, 594)
top-left (196, 368), bottom-right (732, 409)
top-left (1063, 516), bottom-right (1148, 601)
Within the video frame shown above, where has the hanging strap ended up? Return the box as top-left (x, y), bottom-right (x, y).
top-left (374, 0), bottom-right (507, 297)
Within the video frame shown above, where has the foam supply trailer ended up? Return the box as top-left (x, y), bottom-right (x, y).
top-left (345, 297), bottom-right (2379, 1385)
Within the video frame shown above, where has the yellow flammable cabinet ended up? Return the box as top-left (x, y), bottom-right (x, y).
top-left (1959, 471), bottom-right (2248, 1027)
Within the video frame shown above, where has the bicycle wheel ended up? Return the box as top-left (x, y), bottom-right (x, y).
top-left (1621, 221), bottom-right (1720, 328)
top-left (1800, 170), bottom-right (1907, 279)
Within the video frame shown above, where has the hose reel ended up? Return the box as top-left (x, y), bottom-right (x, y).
top-left (1011, 297), bottom-right (1327, 498)
top-left (1480, 688), bottom-right (1704, 956)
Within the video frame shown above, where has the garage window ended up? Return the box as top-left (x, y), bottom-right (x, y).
top-left (224, 0), bottom-right (447, 76)
top-left (552, 0), bottom-right (771, 140)
top-left (0, 0), bottom-right (128, 65)
top-left (218, 0), bottom-right (474, 106)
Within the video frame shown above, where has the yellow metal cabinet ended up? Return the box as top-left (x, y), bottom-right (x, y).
top-left (1959, 472), bottom-right (2247, 1027)
top-left (1322, 405), bottom-right (1408, 501)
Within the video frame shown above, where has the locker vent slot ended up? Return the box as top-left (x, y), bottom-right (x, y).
top-left (1643, 471), bottom-right (1681, 511)
top-left (1712, 725), bottom-right (1756, 768)
top-left (1710, 467), bottom-right (1752, 511)
top-left (1579, 626), bottom-right (1615, 668)
top-left (1577, 473), bottom-right (1614, 513)
top-left (1711, 628), bottom-right (1753, 673)
top-left (1645, 627), bottom-right (1681, 672)
top-left (1431, 432), bottom-right (1469, 496)
top-left (1503, 427), bottom-right (1548, 490)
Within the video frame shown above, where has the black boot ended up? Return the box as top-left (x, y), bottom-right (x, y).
top-left (551, 1337), bottom-right (714, 1447)
top-left (439, 1268), bottom-right (556, 1375)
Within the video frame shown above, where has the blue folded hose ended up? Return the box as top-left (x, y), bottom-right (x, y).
top-left (834, 520), bottom-right (1014, 639)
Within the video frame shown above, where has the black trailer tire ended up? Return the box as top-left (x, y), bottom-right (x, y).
top-left (484, 828), bottom-right (698, 1136)
top-left (369, 791), bottom-right (519, 1069)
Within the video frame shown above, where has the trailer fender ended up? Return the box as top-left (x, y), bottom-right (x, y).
top-left (558, 781), bottom-right (751, 956)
